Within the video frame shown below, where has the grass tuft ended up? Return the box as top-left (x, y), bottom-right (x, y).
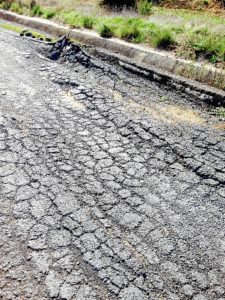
top-left (98, 24), bottom-right (114, 38)
top-left (43, 8), bottom-right (56, 19)
top-left (82, 16), bottom-right (95, 29)
top-left (0, 0), bottom-right (12, 9)
top-left (211, 107), bottom-right (225, 118)
top-left (151, 28), bottom-right (176, 49)
top-left (10, 2), bottom-right (23, 14)
top-left (116, 18), bottom-right (144, 42)
top-left (60, 11), bottom-right (83, 28)
top-left (189, 32), bottom-right (225, 62)
top-left (30, 4), bottom-right (43, 17)
top-left (137, 0), bottom-right (152, 16)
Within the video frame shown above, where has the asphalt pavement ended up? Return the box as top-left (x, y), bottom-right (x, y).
top-left (0, 26), bottom-right (225, 300)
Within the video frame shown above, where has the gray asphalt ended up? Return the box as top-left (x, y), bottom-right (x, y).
top-left (0, 26), bottom-right (225, 300)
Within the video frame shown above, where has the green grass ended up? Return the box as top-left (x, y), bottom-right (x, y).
top-left (98, 24), bottom-right (113, 38)
top-left (211, 107), bottom-right (225, 118)
top-left (188, 31), bottom-right (225, 62)
top-left (10, 2), bottom-right (23, 14)
top-left (30, 4), bottom-right (43, 17)
top-left (151, 28), bottom-right (176, 49)
top-left (42, 8), bottom-right (56, 19)
top-left (151, 6), bottom-right (225, 26)
top-left (0, 0), bottom-right (11, 9)
top-left (0, 23), bottom-right (54, 41)
top-left (82, 15), bottom-right (95, 29)
top-left (60, 11), bottom-right (84, 28)
top-left (0, 23), bottom-right (23, 33)
top-left (137, 0), bottom-right (152, 16)
top-left (114, 18), bottom-right (144, 42)
top-left (0, 0), bottom-right (224, 67)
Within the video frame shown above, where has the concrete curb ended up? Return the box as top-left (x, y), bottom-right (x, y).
top-left (89, 47), bottom-right (225, 106)
top-left (0, 9), bottom-right (225, 105)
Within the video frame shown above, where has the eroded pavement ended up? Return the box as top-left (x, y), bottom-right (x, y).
top-left (0, 27), bottom-right (225, 300)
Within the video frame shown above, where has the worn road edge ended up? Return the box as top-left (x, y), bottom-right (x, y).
top-left (0, 9), bottom-right (225, 105)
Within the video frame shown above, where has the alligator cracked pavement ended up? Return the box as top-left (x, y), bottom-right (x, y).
top-left (0, 25), bottom-right (225, 300)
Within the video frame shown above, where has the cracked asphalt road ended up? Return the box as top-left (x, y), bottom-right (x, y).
top-left (0, 26), bottom-right (225, 300)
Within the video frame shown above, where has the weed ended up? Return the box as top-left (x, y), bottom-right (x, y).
top-left (210, 54), bottom-right (219, 64)
top-left (151, 28), bottom-right (176, 49)
top-left (0, 0), bottom-right (12, 9)
top-left (43, 8), bottom-right (56, 19)
top-left (116, 18), bottom-right (143, 42)
top-left (21, 29), bottom-right (55, 41)
top-left (0, 23), bottom-right (23, 33)
top-left (189, 33), bottom-right (225, 62)
top-left (138, 0), bottom-right (152, 16)
top-left (30, 4), bottom-right (43, 17)
top-left (10, 2), bottom-right (23, 14)
top-left (203, 0), bottom-right (209, 6)
top-left (211, 107), bottom-right (225, 118)
top-left (98, 24), bottom-right (113, 38)
top-left (82, 16), bottom-right (95, 29)
top-left (61, 11), bottom-right (83, 28)
top-left (0, 23), bottom-right (54, 42)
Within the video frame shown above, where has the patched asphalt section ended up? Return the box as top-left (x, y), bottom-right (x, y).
top-left (0, 28), bottom-right (225, 300)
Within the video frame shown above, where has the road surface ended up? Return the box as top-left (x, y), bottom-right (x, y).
top-left (0, 25), bottom-right (225, 300)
